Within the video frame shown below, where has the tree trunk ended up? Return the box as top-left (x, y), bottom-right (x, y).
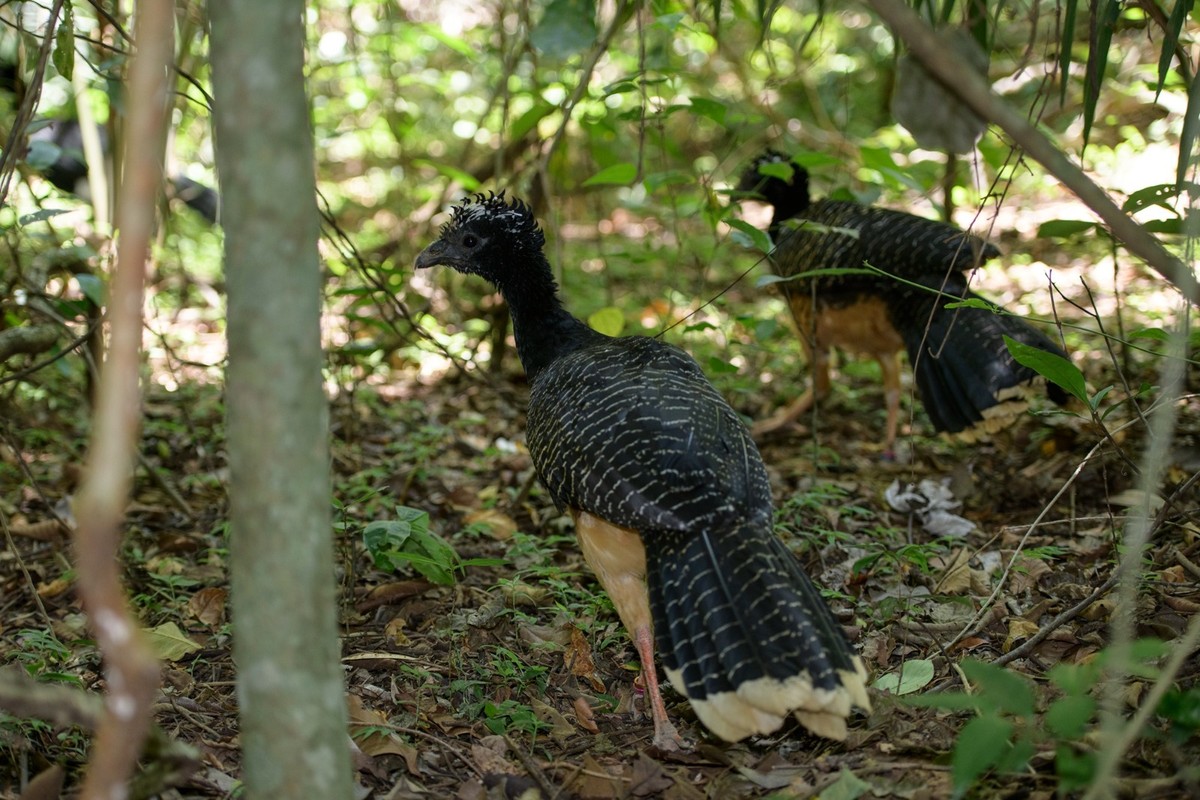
top-left (209, 2), bottom-right (353, 798)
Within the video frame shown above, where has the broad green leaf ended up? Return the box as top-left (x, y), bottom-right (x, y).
top-left (582, 162), bottom-right (637, 187)
top-left (18, 208), bottom-right (70, 226)
top-left (706, 356), bottom-right (738, 374)
top-left (872, 658), bottom-right (934, 695)
top-left (819, 769), bottom-right (871, 800)
top-left (1144, 218), bottom-right (1183, 235)
top-left (53, 2), bottom-right (75, 80)
top-left (1177, 22), bottom-right (1200, 187)
top-left (144, 621), bottom-right (202, 662)
top-left (530, 0), bottom-right (597, 59)
top-left (509, 100), bottom-right (555, 141)
top-left (1122, 184), bottom-right (1181, 215)
top-left (758, 160), bottom-right (795, 181)
top-left (952, 713), bottom-right (1013, 797)
top-left (1056, 745), bottom-right (1098, 793)
top-left (1058, 0), bottom-right (1078, 104)
top-left (961, 659), bottom-right (1035, 717)
top-left (25, 139), bottom-right (63, 171)
top-left (75, 273), bottom-right (105, 306)
top-left (791, 151), bottom-right (841, 170)
top-left (727, 219), bottom-right (772, 254)
top-left (1046, 694), bottom-right (1096, 739)
top-left (1156, 0), bottom-right (1194, 97)
top-left (1036, 219), bottom-right (1096, 238)
top-left (905, 692), bottom-right (983, 712)
top-left (587, 306), bottom-right (625, 337)
top-left (688, 96), bottom-right (727, 125)
top-left (1004, 335), bottom-right (1088, 405)
top-left (413, 159), bottom-right (480, 192)
top-left (1082, 0), bottom-right (1120, 151)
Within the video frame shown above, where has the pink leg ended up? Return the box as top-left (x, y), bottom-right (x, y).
top-left (633, 625), bottom-right (685, 751)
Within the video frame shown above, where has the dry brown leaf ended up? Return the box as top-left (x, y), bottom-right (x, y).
top-left (530, 696), bottom-right (576, 742)
top-left (566, 626), bottom-right (606, 693)
top-left (933, 548), bottom-right (971, 595)
top-left (574, 696), bottom-right (600, 734)
top-left (465, 508), bottom-right (519, 540)
top-left (36, 577), bottom-right (72, 599)
top-left (346, 694), bottom-right (419, 772)
top-left (385, 616), bottom-right (410, 646)
top-left (573, 754), bottom-right (622, 800)
top-left (629, 753), bottom-right (674, 797)
top-left (1004, 618), bottom-right (1040, 652)
top-left (186, 586), bottom-right (227, 628)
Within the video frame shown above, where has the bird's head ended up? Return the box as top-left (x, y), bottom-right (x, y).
top-left (736, 150), bottom-right (811, 213)
top-left (415, 192), bottom-right (546, 287)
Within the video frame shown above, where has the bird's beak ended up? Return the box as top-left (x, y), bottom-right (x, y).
top-left (415, 240), bottom-right (447, 270)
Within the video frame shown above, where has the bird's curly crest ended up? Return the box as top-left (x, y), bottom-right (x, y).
top-left (441, 191), bottom-right (546, 249)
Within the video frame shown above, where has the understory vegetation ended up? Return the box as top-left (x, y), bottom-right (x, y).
top-left (1, 1), bottom-right (1198, 798)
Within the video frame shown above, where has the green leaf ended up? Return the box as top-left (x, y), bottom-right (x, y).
top-left (819, 769), bottom-right (872, 800)
top-left (1004, 335), bottom-right (1088, 405)
top-left (1179, 42), bottom-right (1200, 188)
top-left (144, 621), bottom-right (202, 662)
top-left (952, 713), bottom-right (1013, 796)
top-left (587, 306), bottom-right (625, 337)
top-left (706, 356), bottom-right (738, 374)
top-left (758, 160), bottom-right (795, 181)
top-left (905, 692), bottom-right (985, 712)
top-left (25, 139), bottom-right (63, 171)
top-left (1155, 0), bottom-right (1193, 97)
top-left (872, 659), bottom-right (935, 695)
top-left (1046, 694), bottom-right (1097, 739)
top-left (509, 100), bottom-right (555, 141)
top-left (1082, 0), bottom-right (1120, 151)
top-left (53, 2), bottom-right (75, 80)
top-left (582, 162), bottom-right (637, 187)
top-left (688, 96), bottom-right (727, 125)
top-left (75, 273), bottom-right (105, 306)
top-left (1122, 184), bottom-right (1182, 215)
top-left (18, 208), bottom-right (70, 226)
top-left (727, 219), bottom-right (773, 254)
top-left (530, 0), bottom-right (597, 59)
top-left (961, 659), bottom-right (1035, 718)
top-left (1056, 745), bottom-right (1098, 793)
top-left (1058, 0), bottom-right (1078, 105)
top-left (1036, 219), bottom-right (1097, 238)
top-left (944, 297), bottom-right (997, 311)
top-left (412, 159), bottom-right (481, 192)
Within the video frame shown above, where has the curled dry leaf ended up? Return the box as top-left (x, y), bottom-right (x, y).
top-left (566, 626), bottom-right (606, 693)
top-left (186, 587), bottom-right (227, 628)
top-left (573, 696), bottom-right (599, 734)
top-left (465, 508), bottom-right (519, 540)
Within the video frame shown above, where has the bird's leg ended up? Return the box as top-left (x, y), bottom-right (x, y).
top-left (632, 624), bottom-right (685, 751)
top-left (751, 388), bottom-right (815, 437)
top-left (879, 353), bottom-right (901, 459)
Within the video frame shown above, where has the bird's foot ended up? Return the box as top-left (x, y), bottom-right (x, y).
top-left (649, 719), bottom-right (690, 753)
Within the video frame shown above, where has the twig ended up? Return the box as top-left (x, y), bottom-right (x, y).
top-left (865, 0), bottom-right (1199, 304)
top-left (993, 573), bottom-right (1119, 667)
top-left (73, 2), bottom-right (173, 797)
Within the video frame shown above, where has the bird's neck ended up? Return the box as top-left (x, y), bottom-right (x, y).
top-left (500, 259), bottom-right (605, 380)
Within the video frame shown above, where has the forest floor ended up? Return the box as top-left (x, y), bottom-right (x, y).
top-left (2, 307), bottom-right (1200, 800)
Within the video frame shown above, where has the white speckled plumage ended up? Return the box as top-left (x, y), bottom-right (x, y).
top-left (416, 193), bottom-right (870, 746)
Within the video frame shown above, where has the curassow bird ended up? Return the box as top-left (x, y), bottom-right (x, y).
top-left (416, 193), bottom-right (870, 749)
top-left (739, 151), bottom-right (1068, 454)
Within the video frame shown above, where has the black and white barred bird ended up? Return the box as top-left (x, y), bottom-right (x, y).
top-left (739, 150), bottom-right (1068, 455)
top-left (416, 193), bottom-right (869, 749)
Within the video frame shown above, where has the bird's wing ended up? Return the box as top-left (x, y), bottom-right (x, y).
top-left (773, 200), bottom-right (997, 287)
top-left (525, 336), bottom-right (771, 534)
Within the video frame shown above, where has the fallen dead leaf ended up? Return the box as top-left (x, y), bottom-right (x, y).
top-left (933, 548), bottom-right (971, 595)
top-left (574, 696), bottom-right (600, 734)
top-left (186, 586), bottom-right (227, 628)
top-left (1004, 618), bottom-right (1040, 652)
top-left (465, 508), bottom-right (519, 540)
top-left (566, 626), bottom-right (606, 693)
top-left (346, 694), bottom-right (419, 773)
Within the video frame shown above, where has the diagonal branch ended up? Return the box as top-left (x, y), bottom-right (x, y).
top-left (866, 0), bottom-right (1199, 305)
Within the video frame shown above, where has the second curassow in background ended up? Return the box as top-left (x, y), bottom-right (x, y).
top-left (416, 193), bottom-right (869, 750)
top-left (739, 151), bottom-right (1068, 455)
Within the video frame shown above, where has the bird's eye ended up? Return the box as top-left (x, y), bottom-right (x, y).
top-left (462, 234), bottom-right (478, 248)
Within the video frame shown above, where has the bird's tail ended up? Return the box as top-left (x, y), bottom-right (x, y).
top-left (645, 522), bottom-right (870, 742)
top-left (168, 175), bottom-right (220, 224)
top-left (898, 291), bottom-right (1069, 436)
